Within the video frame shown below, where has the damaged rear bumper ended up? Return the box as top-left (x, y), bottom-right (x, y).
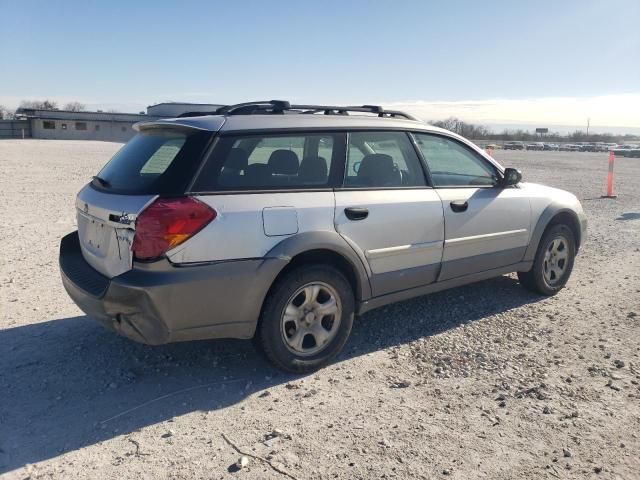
top-left (59, 231), bottom-right (285, 345)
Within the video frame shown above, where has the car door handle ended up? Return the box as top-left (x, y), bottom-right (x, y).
top-left (450, 200), bottom-right (469, 213)
top-left (344, 207), bottom-right (369, 221)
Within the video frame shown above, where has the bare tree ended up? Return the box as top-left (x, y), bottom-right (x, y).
top-left (431, 117), bottom-right (490, 139)
top-left (64, 101), bottom-right (86, 112)
top-left (19, 99), bottom-right (59, 110)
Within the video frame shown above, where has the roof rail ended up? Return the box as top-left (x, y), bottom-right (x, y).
top-left (177, 100), bottom-right (419, 121)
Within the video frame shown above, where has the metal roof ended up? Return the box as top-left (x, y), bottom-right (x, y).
top-left (135, 113), bottom-right (447, 134)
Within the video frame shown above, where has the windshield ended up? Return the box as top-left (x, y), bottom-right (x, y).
top-left (94, 128), bottom-right (211, 195)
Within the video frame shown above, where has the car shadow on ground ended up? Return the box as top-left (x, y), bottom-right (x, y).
top-left (615, 212), bottom-right (640, 221)
top-left (0, 275), bottom-right (541, 474)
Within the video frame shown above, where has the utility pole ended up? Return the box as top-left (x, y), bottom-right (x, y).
top-left (587, 118), bottom-right (590, 137)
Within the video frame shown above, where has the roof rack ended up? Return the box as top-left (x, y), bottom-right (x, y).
top-left (178, 100), bottom-right (418, 120)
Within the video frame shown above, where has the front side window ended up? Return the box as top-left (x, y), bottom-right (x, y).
top-left (412, 133), bottom-right (499, 187)
top-left (192, 133), bottom-right (342, 191)
top-left (344, 131), bottom-right (426, 187)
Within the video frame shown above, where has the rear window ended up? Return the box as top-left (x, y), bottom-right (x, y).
top-left (93, 128), bottom-right (211, 194)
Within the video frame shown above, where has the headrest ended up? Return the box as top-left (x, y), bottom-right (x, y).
top-left (268, 149), bottom-right (299, 175)
top-left (357, 153), bottom-right (396, 185)
top-left (299, 156), bottom-right (328, 181)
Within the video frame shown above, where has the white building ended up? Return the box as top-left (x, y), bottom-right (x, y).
top-left (15, 108), bottom-right (157, 142)
top-left (13, 102), bottom-right (225, 142)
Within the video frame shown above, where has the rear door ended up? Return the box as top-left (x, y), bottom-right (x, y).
top-left (412, 133), bottom-right (531, 281)
top-left (334, 131), bottom-right (444, 297)
top-left (77, 125), bottom-right (216, 278)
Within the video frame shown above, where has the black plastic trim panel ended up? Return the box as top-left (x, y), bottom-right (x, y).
top-left (59, 231), bottom-right (110, 298)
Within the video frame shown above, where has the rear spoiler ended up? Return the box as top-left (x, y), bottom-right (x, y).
top-left (133, 117), bottom-right (225, 133)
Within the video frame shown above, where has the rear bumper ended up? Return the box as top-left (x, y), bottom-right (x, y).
top-left (59, 231), bottom-right (286, 345)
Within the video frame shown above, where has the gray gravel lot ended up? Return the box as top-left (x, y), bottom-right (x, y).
top-left (1, 140), bottom-right (639, 479)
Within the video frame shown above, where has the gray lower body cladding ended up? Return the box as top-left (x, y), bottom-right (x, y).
top-left (59, 231), bottom-right (285, 344)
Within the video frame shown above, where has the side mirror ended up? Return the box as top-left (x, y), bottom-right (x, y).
top-left (501, 167), bottom-right (522, 187)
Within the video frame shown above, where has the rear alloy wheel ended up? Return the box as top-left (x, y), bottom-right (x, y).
top-left (281, 282), bottom-right (343, 357)
top-left (518, 223), bottom-right (576, 295)
top-left (256, 265), bottom-right (354, 373)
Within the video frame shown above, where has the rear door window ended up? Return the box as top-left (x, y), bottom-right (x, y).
top-left (191, 132), bottom-right (345, 191)
top-left (94, 128), bottom-right (211, 195)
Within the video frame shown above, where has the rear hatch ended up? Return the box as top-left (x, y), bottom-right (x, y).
top-left (76, 122), bottom-right (218, 278)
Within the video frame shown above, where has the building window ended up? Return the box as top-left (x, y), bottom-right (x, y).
top-left (75, 122), bottom-right (87, 131)
top-left (43, 121), bottom-right (55, 130)
top-left (121, 126), bottom-right (127, 132)
top-left (95, 124), bottom-right (100, 131)
top-left (61, 124), bottom-right (67, 130)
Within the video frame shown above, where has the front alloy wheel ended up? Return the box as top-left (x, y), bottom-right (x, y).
top-left (518, 223), bottom-right (576, 295)
top-left (542, 235), bottom-right (569, 286)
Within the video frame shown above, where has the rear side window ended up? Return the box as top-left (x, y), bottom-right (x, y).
top-left (192, 132), bottom-right (344, 191)
top-left (344, 131), bottom-right (426, 187)
top-left (94, 129), bottom-right (211, 195)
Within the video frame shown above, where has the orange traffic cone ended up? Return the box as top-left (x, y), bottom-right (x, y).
top-left (601, 151), bottom-right (617, 199)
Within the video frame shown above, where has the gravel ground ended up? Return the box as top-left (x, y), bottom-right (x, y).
top-left (1, 140), bottom-right (639, 480)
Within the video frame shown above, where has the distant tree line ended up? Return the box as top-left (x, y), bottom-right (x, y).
top-left (0, 99), bottom-right (89, 119)
top-left (430, 117), bottom-right (639, 143)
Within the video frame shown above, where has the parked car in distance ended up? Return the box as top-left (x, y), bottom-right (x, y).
top-left (611, 144), bottom-right (638, 156)
top-left (526, 142), bottom-right (545, 151)
top-left (605, 143), bottom-right (618, 151)
top-left (543, 143), bottom-right (560, 151)
top-left (503, 141), bottom-right (525, 150)
top-left (559, 144), bottom-right (581, 152)
top-left (59, 100), bottom-right (587, 373)
top-left (581, 142), bottom-right (607, 152)
top-left (484, 143), bottom-right (501, 150)
top-left (627, 148), bottom-right (640, 158)
top-left (575, 143), bottom-right (589, 152)
top-left (594, 142), bottom-right (609, 152)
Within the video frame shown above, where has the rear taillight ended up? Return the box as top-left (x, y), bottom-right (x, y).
top-left (132, 197), bottom-right (216, 260)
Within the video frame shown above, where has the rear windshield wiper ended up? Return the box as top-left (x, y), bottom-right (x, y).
top-left (92, 176), bottom-right (110, 188)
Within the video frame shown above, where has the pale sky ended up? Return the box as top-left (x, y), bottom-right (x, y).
top-left (2, 0), bottom-right (638, 133)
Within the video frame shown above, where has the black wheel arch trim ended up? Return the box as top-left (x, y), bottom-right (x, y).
top-left (262, 230), bottom-right (373, 302)
top-left (523, 204), bottom-right (584, 263)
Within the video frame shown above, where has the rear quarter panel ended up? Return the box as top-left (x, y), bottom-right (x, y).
top-left (166, 192), bottom-right (336, 263)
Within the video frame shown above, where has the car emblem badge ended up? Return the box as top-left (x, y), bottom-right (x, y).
top-left (84, 203), bottom-right (89, 214)
top-left (118, 212), bottom-right (133, 225)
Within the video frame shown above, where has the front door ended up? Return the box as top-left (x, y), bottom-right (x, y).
top-left (412, 133), bottom-right (531, 281)
top-left (334, 131), bottom-right (444, 297)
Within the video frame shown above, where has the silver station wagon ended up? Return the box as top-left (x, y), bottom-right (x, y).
top-left (59, 100), bottom-right (587, 372)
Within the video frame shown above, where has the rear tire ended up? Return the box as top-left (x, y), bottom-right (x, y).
top-left (256, 265), bottom-right (355, 373)
top-left (518, 223), bottom-right (576, 296)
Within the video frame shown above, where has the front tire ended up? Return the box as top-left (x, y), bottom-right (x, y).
top-left (518, 223), bottom-right (576, 295)
top-left (256, 265), bottom-right (355, 373)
